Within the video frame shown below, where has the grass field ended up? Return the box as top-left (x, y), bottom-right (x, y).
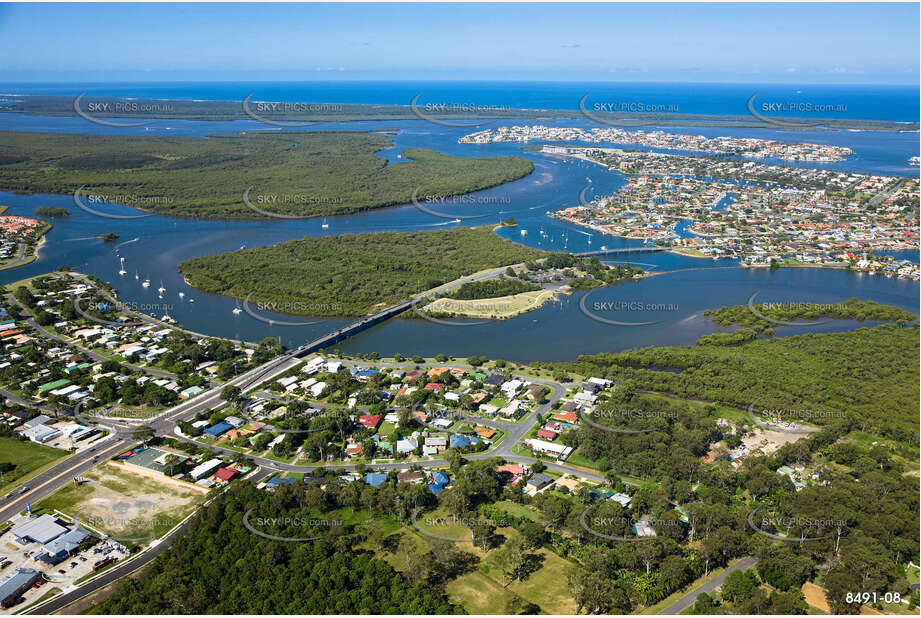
top-left (0, 436), bottom-right (70, 496)
top-left (34, 462), bottom-right (206, 543)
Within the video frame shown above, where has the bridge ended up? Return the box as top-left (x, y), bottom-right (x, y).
top-left (573, 246), bottom-right (667, 257)
top-left (293, 299), bottom-right (416, 358)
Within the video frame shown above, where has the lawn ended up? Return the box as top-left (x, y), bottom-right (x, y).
top-left (0, 436), bottom-right (70, 496)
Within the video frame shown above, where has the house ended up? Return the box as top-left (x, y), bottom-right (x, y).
top-left (527, 473), bottom-right (554, 491)
top-left (214, 467), bottom-right (239, 483)
top-left (358, 414), bottom-right (380, 428)
top-left (363, 472), bottom-right (388, 487)
top-left (432, 418), bottom-right (453, 429)
top-left (396, 438), bottom-right (418, 454)
top-left (189, 458), bottom-right (223, 480)
top-left (536, 428), bottom-right (558, 440)
top-left (475, 427), bottom-right (496, 440)
top-left (553, 410), bottom-right (579, 424)
top-left (397, 470), bottom-right (425, 484)
top-left (610, 493), bottom-right (632, 507)
top-left (449, 434), bottom-right (471, 449)
top-left (484, 374), bottom-right (505, 387)
top-left (22, 424), bottom-right (61, 443)
top-left (424, 436), bottom-right (447, 448)
top-left (204, 421), bottom-right (233, 437)
top-left (524, 438), bottom-right (573, 460)
top-left (431, 471), bottom-right (450, 487)
top-left (345, 443), bottom-right (362, 457)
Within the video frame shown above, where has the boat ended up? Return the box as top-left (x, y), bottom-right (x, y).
top-left (233, 307), bottom-right (242, 315)
top-left (141, 279), bottom-right (150, 288)
top-left (118, 257), bottom-right (127, 276)
top-left (520, 229), bottom-right (527, 236)
top-left (178, 292), bottom-right (185, 299)
top-left (321, 218), bottom-right (329, 229)
top-left (134, 270), bottom-right (139, 280)
top-left (157, 281), bottom-right (166, 294)
top-left (189, 298), bottom-right (194, 303)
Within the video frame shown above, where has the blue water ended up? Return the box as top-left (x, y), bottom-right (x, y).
top-left (2, 81), bottom-right (919, 122)
top-left (0, 83), bottom-right (916, 360)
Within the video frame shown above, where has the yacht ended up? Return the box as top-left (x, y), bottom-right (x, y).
top-left (321, 218), bottom-right (329, 229)
top-left (141, 279), bottom-right (150, 288)
top-left (118, 257), bottom-right (127, 276)
top-left (178, 292), bottom-right (185, 299)
top-left (157, 281), bottom-right (166, 294)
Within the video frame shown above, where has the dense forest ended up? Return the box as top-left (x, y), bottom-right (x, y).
top-left (178, 227), bottom-right (545, 316)
top-left (443, 277), bottom-right (540, 300)
top-left (94, 483), bottom-right (462, 614)
top-left (543, 323), bottom-right (919, 443)
top-left (0, 130), bottom-right (533, 219)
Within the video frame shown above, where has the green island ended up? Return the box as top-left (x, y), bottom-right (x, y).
top-left (178, 227), bottom-right (545, 316)
top-left (0, 131), bottom-right (533, 219)
top-left (703, 298), bottom-right (918, 336)
top-left (34, 205), bottom-right (69, 218)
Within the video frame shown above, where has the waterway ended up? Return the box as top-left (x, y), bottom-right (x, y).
top-left (0, 108), bottom-right (916, 361)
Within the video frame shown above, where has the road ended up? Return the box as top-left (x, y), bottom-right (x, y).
top-left (661, 556), bottom-right (757, 614)
top-left (0, 437), bottom-right (132, 523)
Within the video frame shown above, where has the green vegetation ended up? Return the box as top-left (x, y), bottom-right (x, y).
top-left (94, 483), bottom-right (461, 614)
top-left (526, 253), bottom-right (644, 288)
top-left (705, 298), bottom-right (917, 335)
top-left (443, 277), bottom-right (540, 300)
top-left (34, 205), bottom-right (69, 218)
top-left (0, 130), bottom-right (532, 219)
top-left (0, 434), bottom-right (69, 495)
top-left (178, 227), bottom-right (544, 316)
top-left (546, 322), bottom-right (919, 443)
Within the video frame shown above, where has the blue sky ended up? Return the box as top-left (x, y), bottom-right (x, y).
top-left (0, 3), bottom-right (917, 84)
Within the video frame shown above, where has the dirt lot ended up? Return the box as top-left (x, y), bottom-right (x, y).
top-left (37, 463), bottom-right (206, 544)
top-left (742, 427), bottom-right (808, 456)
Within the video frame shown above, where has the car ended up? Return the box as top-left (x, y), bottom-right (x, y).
top-left (18, 486), bottom-right (29, 494)
top-left (58, 569), bottom-right (65, 574)
top-left (69, 561), bottom-right (77, 568)
top-left (78, 556), bottom-right (87, 562)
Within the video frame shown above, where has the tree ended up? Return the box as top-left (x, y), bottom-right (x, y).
top-left (131, 425), bottom-right (154, 443)
top-left (722, 569), bottom-right (759, 603)
top-left (221, 385), bottom-right (241, 404)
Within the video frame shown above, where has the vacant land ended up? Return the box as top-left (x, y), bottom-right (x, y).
top-left (35, 462), bottom-right (206, 543)
top-left (178, 227), bottom-right (545, 316)
top-left (0, 130), bottom-right (533, 219)
top-left (0, 436), bottom-right (69, 496)
top-left (423, 288), bottom-right (558, 319)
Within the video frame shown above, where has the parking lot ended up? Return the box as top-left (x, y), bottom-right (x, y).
top-left (0, 515), bottom-right (126, 613)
